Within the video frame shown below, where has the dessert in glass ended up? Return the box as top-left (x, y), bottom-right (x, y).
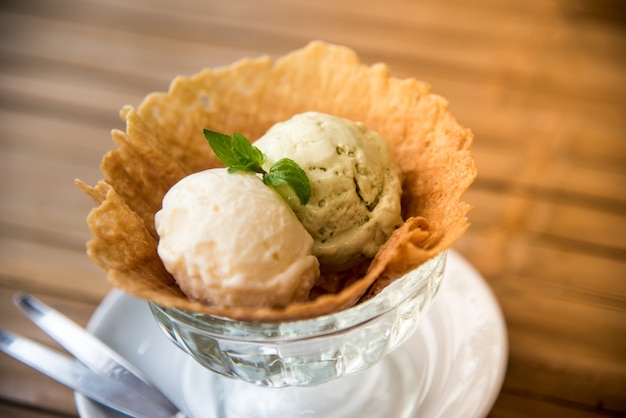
top-left (76, 41), bottom-right (476, 416)
top-left (150, 252), bottom-right (446, 417)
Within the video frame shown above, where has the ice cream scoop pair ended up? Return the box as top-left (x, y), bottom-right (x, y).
top-left (155, 112), bottom-right (403, 309)
top-left (77, 41), bottom-right (476, 322)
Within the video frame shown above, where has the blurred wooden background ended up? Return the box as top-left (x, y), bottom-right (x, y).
top-left (0, 0), bottom-right (625, 416)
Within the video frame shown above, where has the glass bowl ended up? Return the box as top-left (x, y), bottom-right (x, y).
top-left (149, 251), bottom-right (446, 389)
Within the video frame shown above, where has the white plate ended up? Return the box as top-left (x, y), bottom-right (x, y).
top-left (76, 250), bottom-right (508, 418)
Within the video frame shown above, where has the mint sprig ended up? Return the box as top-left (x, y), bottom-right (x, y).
top-left (204, 130), bottom-right (266, 173)
top-left (203, 129), bottom-right (311, 205)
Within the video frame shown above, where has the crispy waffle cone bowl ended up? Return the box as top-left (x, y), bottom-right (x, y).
top-left (76, 41), bottom-right (476, 322)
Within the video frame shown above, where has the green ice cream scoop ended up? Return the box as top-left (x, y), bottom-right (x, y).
top-left (254, 112), bottom-right (403, 271)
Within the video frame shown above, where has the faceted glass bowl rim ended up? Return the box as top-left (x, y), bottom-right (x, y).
top-left (150, 251), bottom-right (447, 342)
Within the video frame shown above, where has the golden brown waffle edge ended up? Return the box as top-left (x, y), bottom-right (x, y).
top-left (76, 41), bottom-right (477, 322)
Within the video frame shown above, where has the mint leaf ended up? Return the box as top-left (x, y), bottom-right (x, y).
top-left (203, 129), bottom-right (241, 168)
top-left (204, 129), bottom-right (311, 206)
top-left (231, 132), bottom-right (265, 173)
top-left (264, 158), bottom-right (311, 205)
top-left (203, 129), bottom-right (265, 173)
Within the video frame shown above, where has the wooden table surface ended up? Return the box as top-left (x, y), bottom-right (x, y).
top-left (1, 0), bottom-right (624, 417)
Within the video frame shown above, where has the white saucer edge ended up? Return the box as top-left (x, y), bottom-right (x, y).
top-left (75, 249), bottom-right (508, 418)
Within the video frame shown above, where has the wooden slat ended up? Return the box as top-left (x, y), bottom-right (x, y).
top-left (551, 163), bottom-right (626, 208)
top-left (527, 14), bottom-right (626, 103)
top-left (0, 72), bottom-right (138, 126)
top-left (0, 0), bottom-right (555, 86)
top-left (0, 237), bottom-right (110, 302)
top-left (457, 230), bottom-right (626, 309)
top-left (0, 149), bottom-right (98, 246)
top-left (567, 115), bottom-right (626, 162)
top-left (497, 277), bottom-right (626, 413)
top-left (0, 110), bottom-right (112, 172)
top-left (491, 390), bottom-right (619, 418)
top-left (0, 402), bottom-right (75, 418)
top-left (458, 186), bottom-right (626, 312)
top-left (528, 201), bottom-right (626, 253)
top-left (0, 11), bottom-right (259, 88)
top-left (507, 239), bottom-right (626, 309)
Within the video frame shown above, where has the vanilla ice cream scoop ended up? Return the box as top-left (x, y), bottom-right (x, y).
top-left (254, 112), bottom-right (403, 270)
top-left (155, 168), bottom-right (320, 309)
